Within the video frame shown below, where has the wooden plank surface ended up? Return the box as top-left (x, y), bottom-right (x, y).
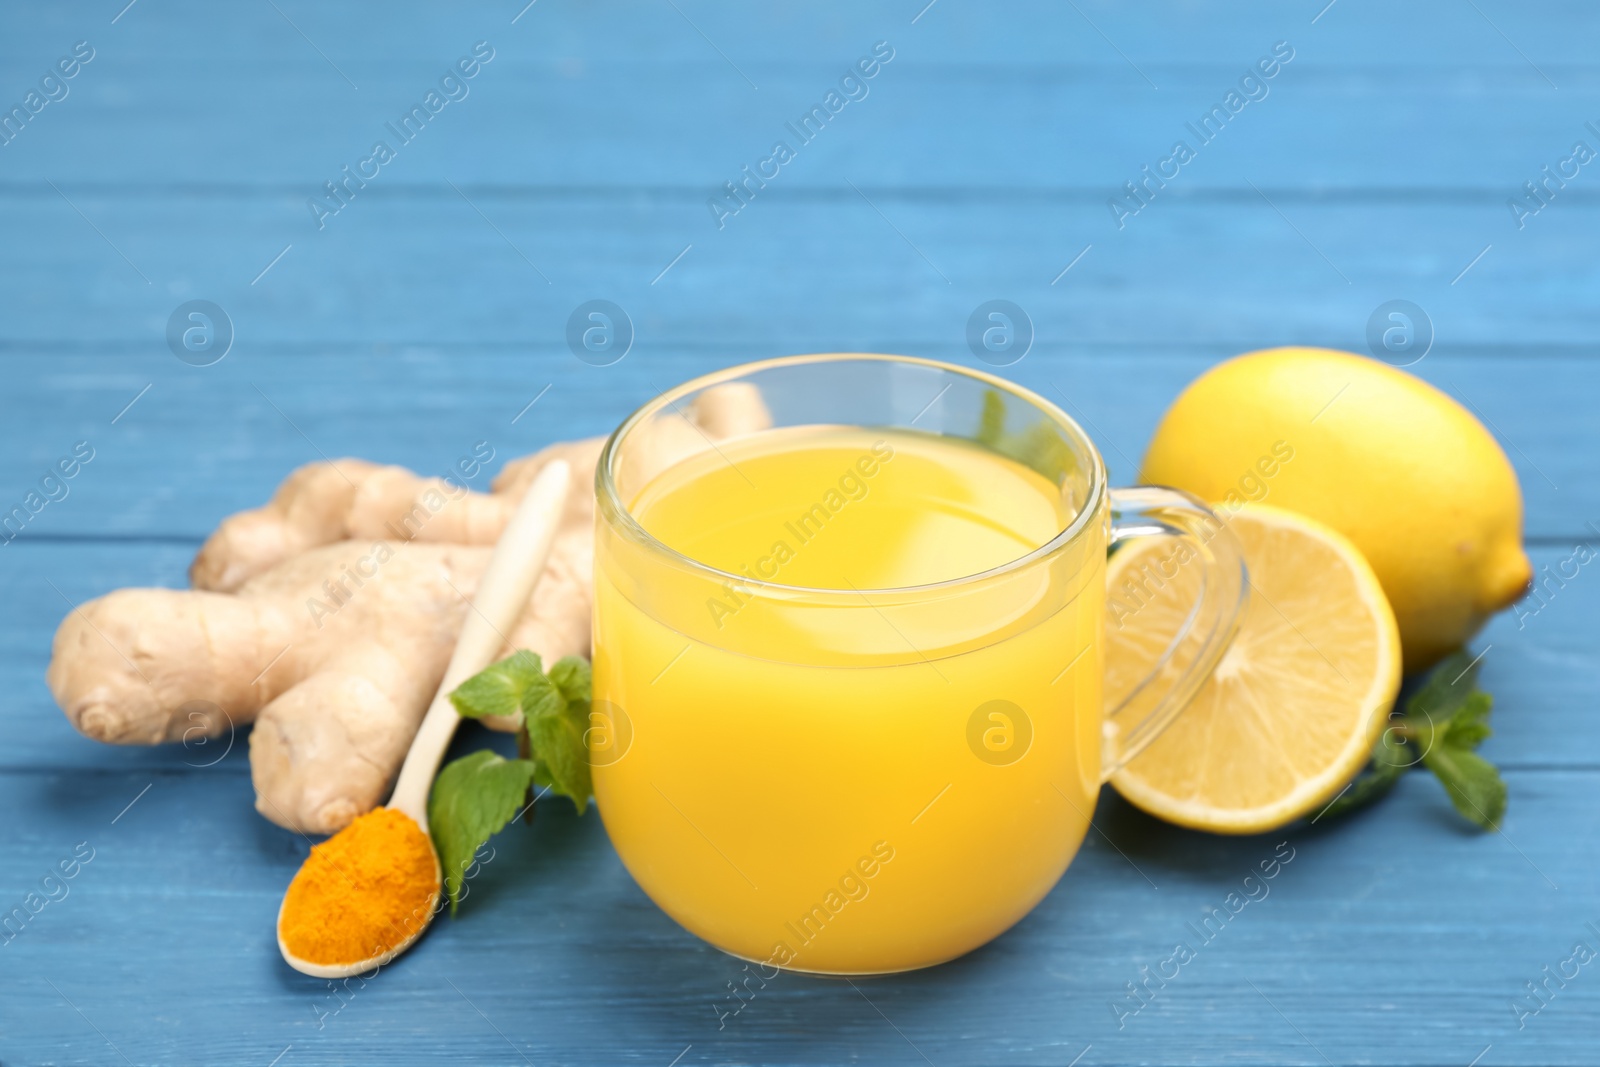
top-left (0, 350), bottom-right (1588, 537)
top-left (1, 1), bottom-right (1596, 1064)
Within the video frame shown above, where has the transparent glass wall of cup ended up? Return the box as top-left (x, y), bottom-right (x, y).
top-left (591, 355), bottom-right (1245, 976)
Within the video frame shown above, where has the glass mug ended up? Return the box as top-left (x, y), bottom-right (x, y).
top-left (591, 354), bottom-right (1244, 975)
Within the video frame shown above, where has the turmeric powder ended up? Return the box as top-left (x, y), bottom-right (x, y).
top-left (278, 807), bottom-right (439, 966)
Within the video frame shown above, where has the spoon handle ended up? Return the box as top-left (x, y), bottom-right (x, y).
top-left (388, 459), bottom-right (574, 826)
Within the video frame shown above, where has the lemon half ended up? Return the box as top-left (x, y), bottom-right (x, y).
top-left (1106, 504), bottom-right (1401, 834)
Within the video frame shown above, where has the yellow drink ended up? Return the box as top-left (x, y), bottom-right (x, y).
top-left (593, 424), bottom-right (1105, 974)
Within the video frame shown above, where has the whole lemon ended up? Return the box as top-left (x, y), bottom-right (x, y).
top-left (1142, 347), bottom-right (1531, 673)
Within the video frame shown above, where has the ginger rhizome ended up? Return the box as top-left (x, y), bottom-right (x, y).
top-left (47, 385), bottom-right (769, 834)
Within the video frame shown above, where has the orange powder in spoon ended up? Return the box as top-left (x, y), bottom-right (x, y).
top-left (278, 808), bottom-right (440, 966)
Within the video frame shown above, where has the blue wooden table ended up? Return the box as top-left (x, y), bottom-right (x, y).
top-left (2, 2), bottom-right (1596, 1063)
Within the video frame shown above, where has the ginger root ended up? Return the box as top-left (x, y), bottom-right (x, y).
top-left (189, 438), bottom-right (601, 595)
top-left (47, 384), bottom-right (769, 835)
top-left (51, 538), bottom-right (590, 833)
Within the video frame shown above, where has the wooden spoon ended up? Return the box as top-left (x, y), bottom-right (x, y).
top-left (277, 459), bottom-right (573, 978)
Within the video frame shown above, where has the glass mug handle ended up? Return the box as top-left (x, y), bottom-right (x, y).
top-left (1100, 486), bottom-right (1249, 781)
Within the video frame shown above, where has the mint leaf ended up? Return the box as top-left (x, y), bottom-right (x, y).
top-left (449, 650), bottom-right (546, 720)
top-left (1316, 649), bottom-right (1505, 831)
top-left (1318, 729), bottom-right (1412, 820)
top-left (447, 650), bottom-right (596, 815)
top-left (1442, 691), bottom-right (1494, 750)
top-left (428, 750), bottom-right (538, 913)
top-left (1406, 649), bottom-right (1480, 724)
top-left (522, 656), bottom-right (592, 813)
top-left (429, 653), bottom-right (597, 912)
top-left (975, 389), bottom-right (1006, 449)
top-left (1419, 680), bottom-right (1503, 829)
top-left (971, 389), bottom-right (1075, 483)
top-left (1008, 422), bottom-right (1075, 483)
top-left (1410, 659), bottom-right (1505, 830)
top-left (548, 655), bottom-right (592, 708)
top-left (1422, 744), bottom-right (1508, 830)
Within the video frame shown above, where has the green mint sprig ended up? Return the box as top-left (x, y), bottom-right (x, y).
top-left (1322, 649), bottom-right (1506, 830)
top-left (427, 651), bottom-right (593, 912)
top-left (428, 751), bottom-right (538, 914)
top-left (974, 389), bottom-right (1076, 484)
